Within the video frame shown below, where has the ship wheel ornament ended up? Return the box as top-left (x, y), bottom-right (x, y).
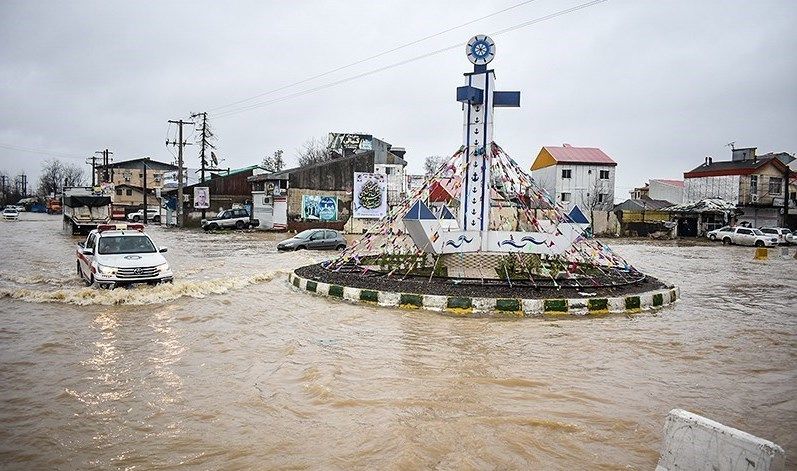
top-left (466, 35), bottom-right (495, 65)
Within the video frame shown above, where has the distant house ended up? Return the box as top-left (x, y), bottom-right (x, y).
top-left (530, 145), bottom-right (617, 212)
top-left (94, 157), bottom-right (178, 214)
top-left (684, 147), bottom-right (792, 227)
top-left (248, 135), bottom-right (407, 232)
top-left (613, 196), bottom-right (673, 237)
top-left (163, 165), bottom-right (266, 223)
top-left (631, 179), bottom-right (684, 205)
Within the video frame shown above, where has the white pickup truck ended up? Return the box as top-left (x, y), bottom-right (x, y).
top-left (76, 223), bottom-right (173, 289)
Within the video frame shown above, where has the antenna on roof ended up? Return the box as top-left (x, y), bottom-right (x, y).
top-left (726, 141), bottom-right (736, 150)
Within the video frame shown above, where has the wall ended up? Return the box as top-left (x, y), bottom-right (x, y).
top-left (288, 153), bottom-right (374, 191)
top-left (656, 409), bottom-right (784, 471)
top-left (101, 162), bottom-right (175, 189)
top-left (541, 164), bottom-right (615, 212)
top-left (287, 188), bottom-right (351, 223)
top-left (375, 163), bottom-right (406, 204)
top-left (649, 181), bottom-right (683, 204)
top-left (739, 164), bottom-right (787, 205)
top-left (684, 175), bottom-right (740, 203)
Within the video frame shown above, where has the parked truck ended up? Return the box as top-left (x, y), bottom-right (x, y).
top-left (62, 187), bottom-right (111, 235)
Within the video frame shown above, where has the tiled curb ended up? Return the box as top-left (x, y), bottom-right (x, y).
top-left (288, 271), bottom-right (679, 318)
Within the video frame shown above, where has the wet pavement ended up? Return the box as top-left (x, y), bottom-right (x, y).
top-left (1, 213), bottom-right (795, 469)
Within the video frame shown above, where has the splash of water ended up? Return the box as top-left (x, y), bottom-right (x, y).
top-left (0, 272), bottom-right (279, 306)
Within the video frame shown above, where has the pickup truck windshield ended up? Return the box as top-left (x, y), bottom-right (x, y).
top-left (98, 235), bottom-right (156, 254)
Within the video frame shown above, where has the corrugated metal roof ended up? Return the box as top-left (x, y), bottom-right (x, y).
top-left (544, 146), bottom-right (616, 166)
top-left (684, 156), bottom-right (785, 177)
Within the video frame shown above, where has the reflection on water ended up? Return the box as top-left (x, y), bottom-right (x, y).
top-left (0, 213), bottom-right (795, 469)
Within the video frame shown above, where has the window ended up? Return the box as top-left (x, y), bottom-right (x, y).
top-left (738, 228), bottom-right (752, 235)
top-left (768, 177), bottom-right (782, 195)
top-left (325, 230), bottom-right (336, 239)
top-left (560, 192), bottom-right (571, 202)
top-left (116, 188), bottom-right (123, 195)
top-left (719, 227), bottom-right (733, 232)
top-left (310, 231), bottom-right (324, 241)
top-left (761, 229), bottom-right (775, 234)
top-left (126, 189), bottom-right (132, 196)
top-left (599, 170), bottom-right (610, 179)
top-left (597, 193), bottom-right (607, 203)
top-left (98, 235), bottom-right (156, 254)
top-left (385, 167), bottom-right (393, 175)
top-left (561, 169), bottom-right (572, 179)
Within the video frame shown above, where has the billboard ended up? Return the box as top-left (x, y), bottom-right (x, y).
top-left (353, 172), bottom-right (387, 219)
top-left (301, 195), bottom-right (338, 221)
top-left (194, 187), bottom-right (210, 209)
top-left (328, 133), bottom-right (373, 151)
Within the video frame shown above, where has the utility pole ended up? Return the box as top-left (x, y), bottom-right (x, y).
top-left (0, 175), bottom-right (7, 204)
top-left (167, 119), bottom-right (194, 227)
top-left (142, 158), bottom-right (148, 224)
top-left (190, 111), bottom-right (214, 220)
top-left (95, 149), bottom-right (113, 183)
top-left (87, 155), bottom-right (97, 186)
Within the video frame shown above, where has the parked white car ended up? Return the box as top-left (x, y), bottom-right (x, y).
top-left (127, 208), bottom-right (161, 223)
top-left (2, 207), bottom-right (19, 220)
top-left (720, 227), bottom-right (777, 247)
top-left (759, 227), bottom-right (792, 245)
top-left (707, 226), bottom-right (733, 241)
top-left (787, 232), bottom-right (797, 245)
top-left (76, 223), bottom-right (173, 289)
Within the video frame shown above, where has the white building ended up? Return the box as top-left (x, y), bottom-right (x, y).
top-left (530, 145), bottom-right (617, 211)
top-left (630, 179), bottom-right (684, 204)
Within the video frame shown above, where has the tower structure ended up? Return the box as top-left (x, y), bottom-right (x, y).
top-left (402, 35), bottom-right (584, 256)
top-left (456, 35), bottom-right (520, 239)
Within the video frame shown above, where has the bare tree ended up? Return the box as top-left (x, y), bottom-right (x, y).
top-left (262, 149), bottom-right (285, 173)
top-left (296, 137), bottom-right (334, 167)
top-left (37, 159), bottom-right (85, 196)
top-left (579, 178), bottom-right (611, 234)
top-left (424, 155), bottom-right (444, 177)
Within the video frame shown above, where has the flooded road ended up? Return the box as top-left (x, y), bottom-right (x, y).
top-left (1, 213), bottom-right (795, 469)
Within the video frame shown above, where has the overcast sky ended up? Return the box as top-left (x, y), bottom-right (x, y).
top-left (1, 0), bottom-right (795, 198)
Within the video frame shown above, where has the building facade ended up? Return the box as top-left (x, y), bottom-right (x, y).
top-left (530, 145), bottom-right (617, 212)
top-left (683, 147), bottom-right (792, 227)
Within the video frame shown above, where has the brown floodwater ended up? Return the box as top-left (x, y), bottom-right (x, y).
top-left (1, 213), bottom-right (795, 469)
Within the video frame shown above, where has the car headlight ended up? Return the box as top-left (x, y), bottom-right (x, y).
top-left (156, 262), bottom-right (170, 272)
top-left (97, 264), bottom-right (117, 275)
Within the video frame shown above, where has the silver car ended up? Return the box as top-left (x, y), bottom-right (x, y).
top-left (277, 229), bottom-right (347, 251)
top-left (720, 227), bottom-right (777, 247)
top-left (759, 227), bottom-right (792, 245)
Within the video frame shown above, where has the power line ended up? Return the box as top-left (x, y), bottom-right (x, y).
top-left (208, 0), bottom-right (541, 114)
top-left (0, 143), bottom-right (85, 160)
top-left (213, 0), bottom-right (609, 119)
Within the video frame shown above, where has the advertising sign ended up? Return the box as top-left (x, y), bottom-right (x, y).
top-left (353, 172), bottom-right (388, 219)
top-left (302, 195), bottom-right (337, 221)
top-left (194, 187), bottom-right (210, 209)
top-left (328, 133), bottom-right (373, 151)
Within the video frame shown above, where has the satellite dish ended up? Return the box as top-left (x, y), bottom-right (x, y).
top-left (466, 35), bottom-right (495, 65)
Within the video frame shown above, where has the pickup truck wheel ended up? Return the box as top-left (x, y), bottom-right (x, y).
top-left (755, 240), bottom-right (764, 247)
top-left (709, 234), bottom-right (716, 241)
top-left (132, 215), bottom-right (140, 222)
top-left (235, 220), bottom-right (245, 229)
top-left (722, 237), bottom-right (731, 245)
top-left (153, 215), bottom-right (161, 223)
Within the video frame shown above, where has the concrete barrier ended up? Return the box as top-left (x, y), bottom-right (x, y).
top-left (656, 409), bottom-right (785, 471)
